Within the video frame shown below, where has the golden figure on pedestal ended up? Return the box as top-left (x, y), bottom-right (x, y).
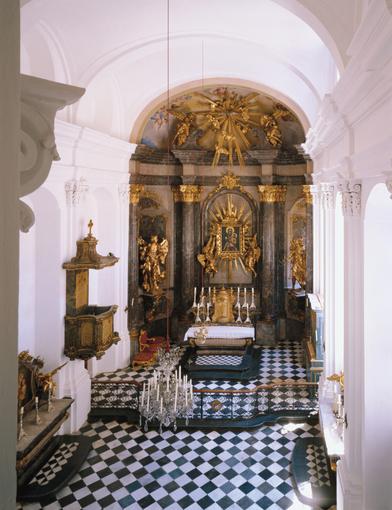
top-left (138, 235), bottom-right (169, 295)
top-left (243, 234), bottom-right (261, 276)
top-left (288, 237), bottom-right (306, 289)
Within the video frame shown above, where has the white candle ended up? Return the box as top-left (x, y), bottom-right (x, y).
top-left (174, 389), bottom-right (178, 412)
top-left (20, 406), bottom-right (24, 416)
top-left (35, 396), bottom-right (38, 404)
top-left (244, 288), bottom-right (247, 304)
top-left (193, 287), bottom-right (197, 302)
top-left (208, 287), bottom-right (211, 301)
top-left (185, 389), bottom-right (188, 406)
top-left (179, 365), bottom-right (181, 379)
top-left (252, 287), bottom-right (254, 297)
top-left (237, 287), bottom-right (240, 300)
top-left (141, 384), bottom-right (145, 407)
top-left (160, 398), bottom-right (163, 414)
top-left (201, 287), bottom-right (204, 296)
top-left (190, 384), bottom-right (193, 400)
top-left (157, 384), bottom-right (160, 400)
top-left (146, 388), bottom-right (150, 410)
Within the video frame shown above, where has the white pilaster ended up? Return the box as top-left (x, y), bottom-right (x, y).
top-left (337, 180), bottom-right (364, 510)
top-left (310, 184), bottom-right (322, 294)
top-left (321, 184), bottom-right (336, 393)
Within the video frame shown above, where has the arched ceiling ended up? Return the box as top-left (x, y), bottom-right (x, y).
top-left (21, 0), bottom-right (358, 142)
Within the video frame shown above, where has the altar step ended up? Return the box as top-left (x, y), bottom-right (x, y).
top-left (89, 377), bottom-right (319, 428)
top-left (291, 437), bottom-right (336, 509)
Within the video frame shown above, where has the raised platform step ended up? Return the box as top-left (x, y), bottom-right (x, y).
top-left (291, 437), bottom-right (336, 509)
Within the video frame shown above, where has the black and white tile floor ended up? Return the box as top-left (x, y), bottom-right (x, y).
top-left (20, 419), bottom-right (321, 510)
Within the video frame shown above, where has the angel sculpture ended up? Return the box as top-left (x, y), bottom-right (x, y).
top-left (288, 237), bottom-right (306, 289)
top-left (169, 110), bottom-right (195, 146)
top-left (243, 234), bottom-right (261, 276)
top-left (197, 230), bottom-right (218, 275)
top-left (37, 361), bottom-right (67, 399)
top-left (260, 103), bottom-right (293, 147)
top-left (138, 235), bottom-right (169, 295)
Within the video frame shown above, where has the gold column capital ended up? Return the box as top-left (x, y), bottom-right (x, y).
top-left (302, 184), bottom-right (313, 205)
top-left (172, 184), bottom-right (202, 203)
top-left (129, 184), bottom-right (145, 205)
top-left (258, 184), bottom-right (287, 203)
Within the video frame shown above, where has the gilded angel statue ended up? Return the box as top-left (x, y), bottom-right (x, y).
top-left (38, 362), bottom-right (67, 399)
top-left (169, 110), bottom-right (195, 146)
top-left (260, 103), bottom-right (293, 147)
top-left (288, 237), bottom-right (306, 289)
top-left (243, 234), bottom-right (261, 276)
top-left (138, 235), bottom-right (169, 295)
top-left (197, 232), bottom-right (218, 275)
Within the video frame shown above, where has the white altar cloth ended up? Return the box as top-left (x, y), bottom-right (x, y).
top-left (184, 325), bottom-right (255, 342)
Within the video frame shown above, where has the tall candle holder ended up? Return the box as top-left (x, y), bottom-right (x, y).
top-left (236, 303), bottom-right (242, 323)
top-left (205, 303), bottom-right (211, 322)
top-left (195, 303), bottom-right (202, 323)
top-left (18, 407), bottom-right (27, 441)
top-left (250, 288), bottom-right (256, 310)
top-left (242, 288), bottom-right (247, 309)
top-left (47, 388), bottom-right (54, 412)
top-left (244, 303), bottom-right (251, 323)
top-left (192, 287), bottom-right (197, 308)
top-left (35, 397), bottom-right (41, 425)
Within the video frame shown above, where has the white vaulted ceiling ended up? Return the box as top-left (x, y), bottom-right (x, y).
top-left (21, 0), bottom-right (360, 140)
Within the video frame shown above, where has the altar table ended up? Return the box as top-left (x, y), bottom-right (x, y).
top-left (184, 325), bottom-right (255, 348)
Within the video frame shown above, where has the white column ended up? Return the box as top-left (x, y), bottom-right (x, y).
top-left (0, 2), bottom-right (19, 507)
top-left (321, 184), bottom-right (336, 393)
top-left (310, 184), bottom-right (322, 294)
top-left (336, 181), bottom-right (364, 510)
top-left (114, 182), bottom-right (131, 367)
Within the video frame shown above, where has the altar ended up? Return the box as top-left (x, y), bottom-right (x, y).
top-left (184, 325), bottom-right (255, 349)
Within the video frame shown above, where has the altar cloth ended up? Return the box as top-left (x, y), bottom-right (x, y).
top-left (184, 325), bottom-right (255, 342)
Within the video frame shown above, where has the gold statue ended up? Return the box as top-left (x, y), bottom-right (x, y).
top-left (288, 237), bottom-right (306, 289)
top-left (38, 362), bottom-right (67, 398)
top-left (197, 230), bottom-right (218, 275)
top-left (169, 110), bottom-right (195, 146)
top-left (327, 372), bottom-right (344, 390)
top-left (212, 288), bottom-right (235, 323)
top-left (260, 103), bottom-right (293, 147)
top-left (243, 234), bottom-right (261, 276)
top-left (138, 235), bottom-right (169, 295)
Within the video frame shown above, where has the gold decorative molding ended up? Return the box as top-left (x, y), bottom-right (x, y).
top-left (216, 171), bottom-right (244, 192)
top-left (258, 185), bottom-right (287, 203)
top-left (172, 184), bottom-right (202, 202)
top-left (302, 185), bottom-right (313, 205)
top-left (129, 184), bottom-right (145, 205)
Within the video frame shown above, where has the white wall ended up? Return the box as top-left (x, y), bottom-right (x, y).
top-left (363, 183), bottom-right (392, 510)
top-left (18, 120), bottom-right (133, 431)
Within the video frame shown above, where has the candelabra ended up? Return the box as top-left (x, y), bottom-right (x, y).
top-left (139, 352), bottom-right (193, 432)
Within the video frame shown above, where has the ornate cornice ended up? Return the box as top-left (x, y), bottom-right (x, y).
top-left (20, 74), bottom-right (85, 198)
top-left (172, 184), bottom-right (202, 203)
top-left (258, 185), bottom-right (287, 203)
top-left (302, 185), bottom-right (313, 205)
top-left (129, 184), bottom-right (145, 205)
top-left (65, 177), bottom-right (89, 206)
top-left (338, 181), bottom-right (361, 216)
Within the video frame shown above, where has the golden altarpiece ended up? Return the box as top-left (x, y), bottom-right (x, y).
top-left (127, 85), bottom-right (314, 351)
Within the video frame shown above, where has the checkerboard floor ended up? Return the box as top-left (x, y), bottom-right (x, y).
top-left (94, 340), bottom-right (307, 392)
top-left (20, 419), bottom-right (322, 510)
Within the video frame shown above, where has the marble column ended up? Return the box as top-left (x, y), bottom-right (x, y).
top-left (336, 181), bottom-right (364, 510)
top-left (302, 185), bottom-right (314, 293)
top-left (310, 185), bottom-right (322, 294)
top-left (258, 185), bottom-right (287, 344)
top-left (172, 185), bottom-right (202, 316)
top-left (128, 184), bottom-right (144, 347)
top-left (0, 2), bottom-right (19, 506)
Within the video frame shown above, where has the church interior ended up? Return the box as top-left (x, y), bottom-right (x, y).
top-left (2, 1), bottom-right (392, 509)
